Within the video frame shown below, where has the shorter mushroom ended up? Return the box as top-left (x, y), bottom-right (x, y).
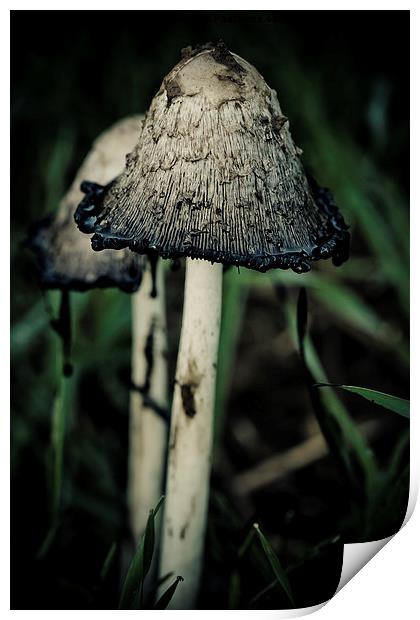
top-left (31, 116), bottom-right (145, 293)
top-left (128, 256), bottom-right (169, 542)
top-left (31, 114), bottom-right (169, 542)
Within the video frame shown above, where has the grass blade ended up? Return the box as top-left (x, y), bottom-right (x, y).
top-left (253, 523), bottom-right (294, 606)
top-left (284, 297), bottom-right (379, 497)
top-left (142, 497), bottom-right (165, 580)
top-left (316, 384), bottom-right (409, 418)
top-left (238, 527), bottom-right (256, 558)
top-left (119, 496), bottom-right (164, 609)
top-left (249, 579), bottom-right (277, 608)
top-left (152, 495), bottom-right (165, 517)
top-left (215, 269), bottom-right (249, 441)
top-left (50, 376), bottom-right (66, 522)
top-left (296, 289), bottom-right (370, 500)
top-left (100, 542), bottom-right (117, 582)
top-left (154, 576), bottom-right (184, 609)
top-left (228, 571), bottom-right (241, 609)
top-left (387, 430), bottom-right (410, 480)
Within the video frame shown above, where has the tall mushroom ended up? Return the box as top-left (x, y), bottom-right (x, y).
top-left (31, 115), bottom-right (169, 543)
top-left (74, 42), bottom-right (349, 608)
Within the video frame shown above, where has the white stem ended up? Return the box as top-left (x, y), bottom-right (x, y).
top-left (159, 258), bottom-right (223, 609)
top-left (128, 259), bottom-right (168, 541)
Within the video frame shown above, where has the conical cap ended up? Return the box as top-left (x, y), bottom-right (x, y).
top-left (76, 43), bottom-right (349, 273)
top-left (31, 115), bottom-right (146, 291)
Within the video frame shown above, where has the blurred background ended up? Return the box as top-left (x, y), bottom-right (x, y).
top-left (11, 10), bottom-right (409, 610)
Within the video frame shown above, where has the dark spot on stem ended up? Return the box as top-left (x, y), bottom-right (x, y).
top-left (181, 383), bottom-right (196, 417)
top-left (169, 423), bottom-right (178, 451)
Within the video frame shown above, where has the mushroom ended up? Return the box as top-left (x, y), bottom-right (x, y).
top-left (31, 116), bottom-right (145, 294)
top-left (31, 115), bottom-right (169, 543)
top-left (128, 254), bottom-right (168, 542)
top-left (74, 42), bottom-right (349, 608)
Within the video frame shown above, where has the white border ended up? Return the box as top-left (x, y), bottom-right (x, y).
top-left (3, 3), bottom-right (416, 11)
top-left (5, 6), bottom-right (416, 618)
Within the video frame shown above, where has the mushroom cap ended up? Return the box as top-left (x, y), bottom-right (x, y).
top-left (30, 115), bottom-right (146, 292)
top-left (75, 43), bottom-right (349, 273)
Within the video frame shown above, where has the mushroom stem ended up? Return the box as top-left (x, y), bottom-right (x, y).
top-left (128, 258), bottom-right (168, 542)
top-left (159, 258), bottom-right (223, 609)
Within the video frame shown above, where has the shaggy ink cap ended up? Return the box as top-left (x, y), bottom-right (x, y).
top-left (75, 42), bottom-right (349, 274)
top-left (31, 115), bottom-right (146, 292)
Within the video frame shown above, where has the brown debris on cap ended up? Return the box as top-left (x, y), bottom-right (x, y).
top-left (75, 42), bottom-right (349, 274)
top-left (31, 115), bottom-right (146, 292)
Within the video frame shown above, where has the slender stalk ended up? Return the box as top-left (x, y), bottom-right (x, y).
top-left (128, 259), bottom-right (168, 541)
top-left (159, 258), bottom-right (223, 609)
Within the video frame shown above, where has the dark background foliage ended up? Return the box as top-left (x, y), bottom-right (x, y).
top-left (11, 10), bottom-right (409, 610)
